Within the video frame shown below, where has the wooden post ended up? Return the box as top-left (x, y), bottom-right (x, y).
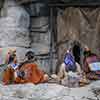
top-left (49, 7), bottom-right (54, 74)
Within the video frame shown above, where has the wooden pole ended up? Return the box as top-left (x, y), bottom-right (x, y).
top-left (49, 7), bottom-right (54, 74)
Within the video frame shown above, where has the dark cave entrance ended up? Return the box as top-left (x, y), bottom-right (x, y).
top-left (72, 44), bottom-right (81, 64)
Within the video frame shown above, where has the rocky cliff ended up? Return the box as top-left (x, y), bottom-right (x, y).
top-left (57, 7), bottom-right (100, 64)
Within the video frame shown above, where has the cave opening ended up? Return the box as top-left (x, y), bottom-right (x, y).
top-left (72, 44), bottom-right (81, 64)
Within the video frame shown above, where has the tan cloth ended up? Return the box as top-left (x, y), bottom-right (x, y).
top-left (57, 62), bottom-right (83, 87)
top-left (2, 67), bottom-right (15, 85)
top-left (58, 62), bottom-right (82, 79)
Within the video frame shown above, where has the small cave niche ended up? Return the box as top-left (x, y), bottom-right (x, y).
top-left (72, 42), bottom-right (81, 64)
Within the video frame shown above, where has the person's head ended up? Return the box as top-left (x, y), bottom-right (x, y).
top-left (25, 51), bottom-right (35, 60)
top-left (84, 46), bottom-right (91, 58)
top-left (84, 45), bottom-right (90, 51)
top-left (66, 49), bottom-right (70, 53)
top-left (66, 48), bottom-right (72, 53)
top-left (84, 50), bottom-right (91, 57)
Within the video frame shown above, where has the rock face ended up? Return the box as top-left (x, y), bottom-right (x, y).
top-left (0, 0), bottom-right (30, 62)
top-left (0, 81), bottom-right (100, 100)
top-left (30, 17), bottom-right (50, 54)
top-left (0, 0), bottom-right (51, 73)
top-left (0, 0), bottom-right (30, 47)
top-left (57, 7), bottom-right (100, 64)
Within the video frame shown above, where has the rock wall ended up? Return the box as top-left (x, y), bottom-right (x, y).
top-left (30, 17), bottom-right (50, 54)
top-left (57, 7), bottom-right (100, 64)
top-left (0, 0), bottom-right (30, 62)
top-left (0, 0), bottom-right (51, 73)
top-left (0, 0), bottom-right (30, 47)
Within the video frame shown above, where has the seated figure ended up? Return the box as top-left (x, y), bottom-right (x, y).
top-left (2, 51), bottom-right (48, 85)
top-left (15, 51), bottom-right (48, 84)
top-left (2, 53), bottom-right (19, 85)
top-left (83, 48), bottom-right (100, 80)
top-left (58, 50), bottom-right (81, 78)
top-left (51, 49), bottom-right (82, 87)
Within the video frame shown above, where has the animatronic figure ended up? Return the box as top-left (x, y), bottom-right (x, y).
top-left (58, 50), bottom-right (81, 79)
top-left (2, 53), bottom-right (19, 85)
top-left (15, 51), bottom-right (49, 84)
top-left (51, 49), bottom-right (82, 87)
top-left (83, 47), bottom-right (100, 80)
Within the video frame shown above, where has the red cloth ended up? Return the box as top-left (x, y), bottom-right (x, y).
top-left (83, 55), bottom-right (100, 73)
top-left (3, 63), bottom-right (45, 85)
top-left (2, 67), bottom-right (14, 85)
top-left (15, 63), bottom-right (45, 84)
top-left (83, 55), bottom-right (100, 80)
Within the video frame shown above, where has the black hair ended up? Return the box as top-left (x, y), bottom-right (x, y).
top-left (18, 51), bottom-right (36, 69)
top-left (84, 50), bottom-right (91, 57)
top-left (25, 51), bottom-right (35, 60)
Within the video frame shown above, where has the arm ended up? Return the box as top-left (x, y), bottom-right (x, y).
top-left (83, 58), bottom-right (90, 73)
top-left (58, 63), bottom-right (67, 79)
top-left (76, 62), bottom-right (82, 74)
